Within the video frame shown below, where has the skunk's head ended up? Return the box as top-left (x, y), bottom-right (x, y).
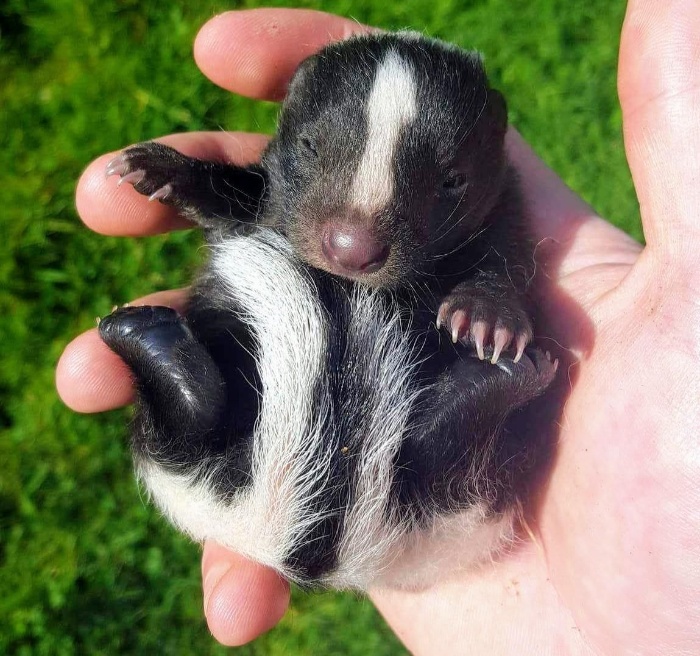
top-left (262, 33), bottom-right (509, 289)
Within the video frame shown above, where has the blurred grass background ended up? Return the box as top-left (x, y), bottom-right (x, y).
top-left (0, 0), bottom-right (638, 653)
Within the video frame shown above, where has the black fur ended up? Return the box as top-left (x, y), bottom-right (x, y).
top-left (98, 33), bottom-right (557, 587)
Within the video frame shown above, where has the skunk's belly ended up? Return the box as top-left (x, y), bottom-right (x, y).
top-left (105, 230), bottom-right (550, 589)
top-left (134, 229), bottom-right (438, 588)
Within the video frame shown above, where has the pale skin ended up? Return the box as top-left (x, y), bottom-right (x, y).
top-left (56, 2), bottom-right (700, 653)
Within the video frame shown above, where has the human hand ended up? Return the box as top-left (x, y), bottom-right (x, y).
top-left (56, 3), bottom-right (700, 653)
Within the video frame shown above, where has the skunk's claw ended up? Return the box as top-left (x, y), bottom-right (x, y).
top-left (437, 291), bottom-right (533, 363)
top-left (117, 169), bottom-right (145, 187)
top-left (148, 183), bottom-right (173, 202)
top-left (491, 326), bottom-right (514, 364)
top-left (105, 154), bottom-right (130, 178)
top-left (521, 347), bottom-right (559, 391)
top-left (105, 141), bottom-right (189, 206)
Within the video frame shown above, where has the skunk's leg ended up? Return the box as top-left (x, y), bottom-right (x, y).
top-left (436, 169), bottom-right (535, 364)
top-left (105, 141), bottom-right (267, 229)
top-left (396, 347), bottom-right (557, 510)
top-left (99, 305), bottom-right (227, 468)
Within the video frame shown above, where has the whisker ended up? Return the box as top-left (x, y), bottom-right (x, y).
top-left (427, 224), bottom-right (490, 261)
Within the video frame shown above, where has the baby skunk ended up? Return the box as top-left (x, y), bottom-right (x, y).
top-left (99, 32), bottom-right (557, 590)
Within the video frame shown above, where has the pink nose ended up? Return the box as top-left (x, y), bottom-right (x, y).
top-left (321, 224), bottom-right (390, 274)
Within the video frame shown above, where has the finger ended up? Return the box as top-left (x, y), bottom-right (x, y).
top-left (619, 0), bottom-right (700, 259)
top-left (506, 130), bottom-right (640, 279)
top-left (55, 289), bottom-right (188, 413)
top-left (77, 132), bottom-right (268, 236)
top-left (505, 130), bottom-right (642, 351)
top-left (194, 9), bottom-right (374, 101)
top-left (202, 541), bottom-right (290, 646)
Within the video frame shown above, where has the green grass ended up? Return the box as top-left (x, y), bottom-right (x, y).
top-left (0, 0), bottom-right (637, 653)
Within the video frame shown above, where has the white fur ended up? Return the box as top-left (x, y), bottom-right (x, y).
top-left (136, 230), bottom-right (508, 588)
top-left (349, 50), bottom-right (417, 213)
top-left (139, 230), bottom-right (335, 579)
top-left (322, 287), bottom-right (426, 588)
top-left (374, 506), bottom-right (513, 590)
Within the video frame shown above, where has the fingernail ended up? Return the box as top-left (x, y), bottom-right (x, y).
top-left (203, 561), bottom-right (232, 614)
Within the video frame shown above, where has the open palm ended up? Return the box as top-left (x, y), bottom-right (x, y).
top-left (57, 3), bottom-right (700, 653)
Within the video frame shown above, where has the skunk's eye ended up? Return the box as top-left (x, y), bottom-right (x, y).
top-left (299, 137), bottom-right (318, 157)
top-left (442, 171), bottom-right (467, 191)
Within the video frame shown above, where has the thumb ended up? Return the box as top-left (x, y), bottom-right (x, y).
top-left (201, 541), bottom-right (290, 645)
top-left (619, 0), bottom-right (700, 266)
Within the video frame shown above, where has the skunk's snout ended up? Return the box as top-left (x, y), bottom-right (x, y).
top-left (321, 223), bottom-right (390, 275)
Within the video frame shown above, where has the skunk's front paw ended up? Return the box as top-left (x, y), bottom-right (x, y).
top-left (437, 289), bottom-right (533, 363)
top-left (106, 141), bottom-right (191, 203)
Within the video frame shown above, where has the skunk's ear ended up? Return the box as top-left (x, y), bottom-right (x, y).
top-left (285, 53), bottom-right (320, 100)
top-left (486, 88), bottom-right (508, 135)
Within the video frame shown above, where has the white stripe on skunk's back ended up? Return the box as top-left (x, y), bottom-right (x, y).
top-left (140, 230), bottom-right (333, 578)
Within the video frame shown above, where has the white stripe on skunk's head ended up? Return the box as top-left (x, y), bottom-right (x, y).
top-left (348, 50), bottom-right (418, 215)
top-left (262, 33), bottom-right (509, 289)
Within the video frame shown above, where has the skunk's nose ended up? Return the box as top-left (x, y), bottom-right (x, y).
top-left (321, 225), bottom-right (390, 274)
